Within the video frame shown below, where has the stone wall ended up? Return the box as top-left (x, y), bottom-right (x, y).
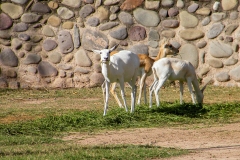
top-left (0, 0), bottom-right (240, 89)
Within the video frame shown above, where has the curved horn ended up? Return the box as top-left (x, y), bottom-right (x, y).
top-left (109, 44), bottom-right (119, 52)
top-left (201, 78), bottom-right (212, 93)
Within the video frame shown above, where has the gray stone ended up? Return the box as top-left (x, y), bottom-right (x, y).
top-left (38, 61), bottom-right (58, 77)
top-left (42, 25), bottom-right (55, 37)
top-left (23, 43), bottom-right (32, 51)
top-left (9, 81), bottom-right (20, 89)
top-left (208, 41), bottom-right (233, 58)
top-left (196, 7), bottom-right (211, 16)
top-left (188, 3), bottom-right (199, 13)
top-left (57, 7), bottom-right (74, 20)
top-left (75, 49), bottom-right (92, 67)
top-left (207, 22), bottom-right (225, 39)
top-left (162, 30), bottom-right (175, 38)
top-left (11, 0), bottom-right (29, 4)
top-left (74, 67), bottom-right (90, 74)
top-left (47, 15), bottom-right (61, 27)
top-left (18, 33), bottom-right (30, 41)
top-left (229, 65), bottom-right (240, 81)
top-left (179, 29), bottom-right (204, 40)
top-left (176, 0), bottom-right (184, 8)
top-left (31, 35), bottom-right (43, 43)
top-left (224, 57), bottom-right (238, 66)
top-left (1, 3), bottom-right (23, 19)
top-left (208, 58), bottom-right (223, 68)
top-left (94, 6), bottom-right (109, 22)
top-left (168, 8), bottom-right (179, 17)
top-left (12, 38), bottom-right (22, 50)
top-left (0, 30), bottom-right (11, 39)
top-left (57, 30), bottom-right (74, 54)
top-left (170, 40), bottom-right (181, 49)
top-left (148, 41), bottom-right (158, 48)
top-left (0, 78), bottom-right (8, 88)
top-left (129, 44), bottom-right (148, 54)
top-left (43, 39), bottom-right (58, 51)
top-left (225, 37), bottom-right (233, 42)
top-left (62, 0), bottom-right (81, 8)
top-left (110, 13), bottom-right (117, 21)
top-left (199, 51), bottom-right (206, 64)
top-left (48, 52), bottom-right (62, 64)
top-left (13, 23), bottom-right (28, 32)
top-left (201, 17), bottom-right (211, 26)
top-left (64, 54), bottom-right (73, 63)
top-left (59, 70), bottom-right (66, 78)
top-left (90, 72), bottom-right (105, 86)
top-left (145, 0), bottom-right (160, 10)
top-left (159, 9), bottom-right (168, 18)
top-left (162, 20), bottom-right (179, 28)
top-left (161, 0), bottom-right (174, 7)
top-left (93, 64), bottom-right (102, 73)
top-left (57, 64), bottom-right (72, 70)
top-left (23, 53), bottom-right (41, 65)
top-left (95, 0), bottom-right (102, 8)
top-left (118, 12), bottom-right (133, 25)
top-left (215, 72), bottom-right (230, 82)
top-left (211, 13), bottom-right (226, 22)
top-left (198, 66), bottom-right (210, 78)
top-left (213, 1), bottom-right (220, 11)
top-left (0, 39), bottom-right (11, 46)
top-left (0, 48), bottom-right (18, 67)
top-left (225, 24), bottom-right (238, 35)
top-left (82, 29), bottom-right (108, 51)
top-left (148, 29), bottom-right (160, 41)
top-left (109, 26), bottom-right (128, 40)
top-left (86, 17), bottom-right (100, 26)
top-left (21, 13), bottom-right (42, 23)
top-left (0, 13), bottom-right (13, 30)
top-left (110, 6), bottom-right (120, 13)
top-left (31, 2), bottom-right (51, 13)
top-left (133, 8), bottom-right (160, 27)
top-left (197, 41), bottom-right (207, 49)
top-left (74, 24), bottom-right (80, 49)
top-left (79, 4), bottom-right (95, 18)
top-left (222, 0), bottom-right (238, 11)
top-left (179, 11), bottom-right (198, 28)
top-left (104, 0), bottom-right (120, 5)
top-left (34, 46), bottom-right (42, 52)
top-left (129, 26), bottom-right (146, 41)
top-left (3, 69), bottom-right (17, 78)
top-left (230, 11), bottom-right (239, 20)
top-left (178, 43), bottom-right (198, 68)
top-left (99, 22), bottom-right (119, 31)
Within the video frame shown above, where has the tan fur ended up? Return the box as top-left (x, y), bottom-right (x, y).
top-left (109, 39), bottom-right (179, 106)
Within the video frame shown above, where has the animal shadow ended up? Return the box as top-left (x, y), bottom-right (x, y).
top-left (150, 102), bottom-right (208, 118)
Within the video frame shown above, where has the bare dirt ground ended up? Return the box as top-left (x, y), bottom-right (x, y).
top-left (63, 123), bottom-right (240, 159)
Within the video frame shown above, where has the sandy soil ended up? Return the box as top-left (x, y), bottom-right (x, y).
top-left (63, 123), bottom-right (240, 159)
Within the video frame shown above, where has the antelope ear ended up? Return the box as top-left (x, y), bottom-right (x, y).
top-left (109, 44), bottom-right (119, 52)
top-left (92, 49), bottom-right (101, 54)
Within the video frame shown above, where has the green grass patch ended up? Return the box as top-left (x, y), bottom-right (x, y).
top-left (0, 87), bottom-right (240, 159)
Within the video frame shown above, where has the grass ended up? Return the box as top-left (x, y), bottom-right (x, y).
top-left (0, 85), bottom-right (240, 159)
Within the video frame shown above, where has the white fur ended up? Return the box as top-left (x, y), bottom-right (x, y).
top-left (93, 46), bottom-right (140, 116)
top-left (149, 57), bottom-right (209, 107)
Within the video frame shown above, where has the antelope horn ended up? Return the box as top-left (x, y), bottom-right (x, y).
top-left (201, 78), bottom-right (212, 93)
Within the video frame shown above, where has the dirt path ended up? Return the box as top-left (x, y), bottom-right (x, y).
top-left (63, 123), bottom-right (240, 159)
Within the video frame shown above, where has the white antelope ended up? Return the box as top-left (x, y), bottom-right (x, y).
top-left (149, 57), bottom-right (210, 108)
top-left (92, 45), bottom-right (140, 116)
top-left (109, 39), bottom-right (179, 107)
